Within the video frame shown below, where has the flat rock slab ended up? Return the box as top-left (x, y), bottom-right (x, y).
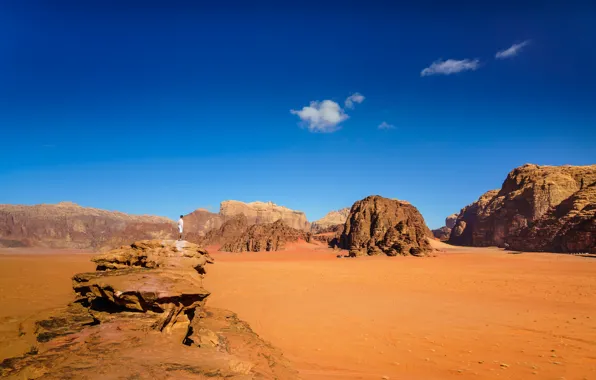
top-left (73, 268), bottom-right (210, 312)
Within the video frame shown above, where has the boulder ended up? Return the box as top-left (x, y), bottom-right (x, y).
top-left (339, 195), bottom-right (432, 257)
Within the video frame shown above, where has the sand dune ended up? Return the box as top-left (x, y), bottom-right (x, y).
top-left (1, 244), bottom-right (595, 379)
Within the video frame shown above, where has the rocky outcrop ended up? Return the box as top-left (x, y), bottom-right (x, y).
top-left (507, 182), bottom-right (596, 253)
top-left (432, 226), bottom-right (452, 241)
top-left (311, 208), bottom-right (350, 233)
top-left (0, 240), bottom-right (298, 379)
top-left (431, 213), bottom-right (459, 241)
top-left (197, 214), bottom-right (250, 246)
top-left (339, 196), bottom-right (432, 257)
top-left (445, 213), bottom-right (458, 229)
top-left (449, 164), bottom-right (596, 251)
top-left (311, 224), bottom-right (344, 247)
top-left (0, 202), bottom-right (176, 250)
top-left (220, 200), bottom-right (310, 230)
top-left (220, 220), bottom-right (307, 252)
top-left (182, 208), bottom-right (223, 240)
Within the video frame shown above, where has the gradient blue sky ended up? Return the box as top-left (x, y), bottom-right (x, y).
top-left (1, 0), bottom-right (595, 228)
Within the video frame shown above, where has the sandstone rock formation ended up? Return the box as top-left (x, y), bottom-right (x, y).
top-left (507, 182), bottom-right (596, 253)
top-left (198, 214), bottom-right (250, 246)
top-left (311, 224), bottom-right (345, 247)
top-left (182, 208), bottom-right (223, 240)
top-left (0, 202), bottom-right (176, 250)
top-left (220, 200), bottom-right (310, 230)
top-left (432, 226), bottom-right (452, 241)
top-left (431, 213), bottom-right (459, 241)
top-left (449, 164), bottom-right (596, 252)
top-left (339, 196), bottom-right (432, 257)
top-left (445, 213), bottom-right (458, 229)
top-left (0, 240), bottom-right (298, 379)
top-left (311, 208), bottom-right (350, 233)
top-left (220, 220), bottom-right (307, 252)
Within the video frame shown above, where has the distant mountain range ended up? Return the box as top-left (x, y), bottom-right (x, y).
top-left (1, 163), bottom-right (594, 253)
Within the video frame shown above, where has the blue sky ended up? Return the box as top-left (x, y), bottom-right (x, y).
top-left (1, 0), bottom-right (595, 228)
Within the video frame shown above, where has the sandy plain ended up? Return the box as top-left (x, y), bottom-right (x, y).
top-left (1, 242), bottom-right (595, 379)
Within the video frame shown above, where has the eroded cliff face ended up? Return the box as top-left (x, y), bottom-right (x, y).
top-left (0, 202), bottom-right (175, 250)
top-left (449, 164), bottom-right (596, 252)
top-left (220, 220), bottom-right (307, 252)
top-left (311, 208), bottom-right (350, 233)
top-left (220, 200), bottom-right (310, 230)
top-left (340, 196), bottom-right (432, 257)
top-left (182, 208), bottom-right (224, 242)
top-left (507, 182), bottom-right (596, 253)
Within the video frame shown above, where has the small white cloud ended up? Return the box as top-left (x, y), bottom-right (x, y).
top-left (290, 100), bottom-right (348, 133)
top-left (345, 92), bottom-right (365, 109)
top-left (421, 59), bottom-right (480, 77)
top-left (495, 40), bottom-right (531, 59)
top-left (378, 121), bottom-right (395, 130)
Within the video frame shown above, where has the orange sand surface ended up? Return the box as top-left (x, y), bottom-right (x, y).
top-left (206, 243), bottom-right (596, 379)
top-left (1, 244), bottom-right (595, 380)
top-left (0, 250), bottom-right (95, 360)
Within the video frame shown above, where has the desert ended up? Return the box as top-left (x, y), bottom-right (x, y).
top-left (1, 241), bottom-right (595, 379)
top-left (2, 164), bottom-right (596, 379)
top-left (1, 3), bottom-right (595, 378)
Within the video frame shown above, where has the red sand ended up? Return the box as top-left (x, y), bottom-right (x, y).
top-left (1, 243), bottom-right (595, 380)
top-left (206, 243), bottom-right (596, 379)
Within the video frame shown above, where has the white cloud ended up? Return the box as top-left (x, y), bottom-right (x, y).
top-left (345, 92), bottom-right (365, 109)
top-left (495, 40), bottom-right (531, 59)
top-left (290, 100), bottom-right (348, 133)
top-left (378, 121), bottom-right (395, 130)
top-left (421, 59), bottom-right (480, 77)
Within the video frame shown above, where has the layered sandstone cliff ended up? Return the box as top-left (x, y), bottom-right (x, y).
top-left (220, 200), bottom-right (310, 230)
top-left (310, 208), bottom-right (350, 233)
top-left (0, 202), bottom-right (175, 250)
top-left (449, 164), bottom-right (596, 252)
top-left (507, 182), bottom-right (596, 253)
top-left (340, 195), bottom-right (432, 257)
top-left (184, 200), bottom-right (310, 240)
top-left (220, 220), bottom-right (307, 252)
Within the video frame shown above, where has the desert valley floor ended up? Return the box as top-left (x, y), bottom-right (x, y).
top-left (1, 241), bottom-right (595, 380)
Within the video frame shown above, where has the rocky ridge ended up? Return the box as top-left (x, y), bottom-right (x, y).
top-left (184, 200), bottom-right (310, 239)
top-left (0, 202), bottom-right (175, 250)
top-left (449, 164), bottom-right (596, 252)
top-left (340, 195), bottom-right (432, 257)
top-left (310, 208), bottom-right (350, 233)
top-left (0, 240), bottom-right (298, 379)
top-left (220, 200), bottom-right (310, 230)
top-left (220, 220), bottom-right (308, 252)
